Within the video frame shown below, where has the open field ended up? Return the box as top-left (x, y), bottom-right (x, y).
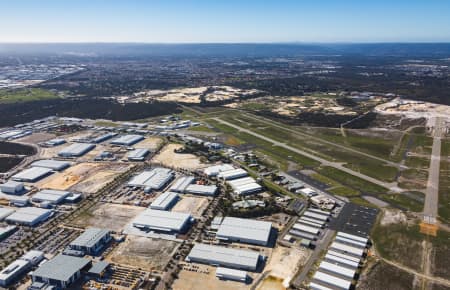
top-left (379, 193), bottom-right (424, 212)
top-left (0, 88), bottom-right (59, 104)
top-left (264, 245), bottom-right (308, 282)
top-left (173, 266), bottom-right (250, 290)
top-left (72, 203), bottom-right (145, 232)
top-left (135, 136), bottom-right (164, 151)
top-left (438, 139), bottom-right (450, 223)
top-left (72, 164), bottom-right (131, 193)
top-left (171, 196), bottom-right (210, 218)
top-left (36, 162), bottom-right (100, 190)
top-left (358, 261), bottom-right (416, 290)
top-left (109, 235), bottom-right (180, 271)
top-left (153, 143), bottom-right (208, 170)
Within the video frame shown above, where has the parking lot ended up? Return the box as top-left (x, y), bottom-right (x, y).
top-left (329, 202), bottom-right (379, 237)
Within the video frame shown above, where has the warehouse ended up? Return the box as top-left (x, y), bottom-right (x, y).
top-left (0, 207), bottom-right (15, 221)
top-left (127, 168), bottom-right (174, 190)
top-left (298, 216), bottom-right (326, 227)
top-left (218, 168), bottom-right (248, 180)
top-left (216, 217), bottom-right (272, 246)
top-left (110, 134), bottom-right (144, 146)
top-left (0, 259), bottom-right (30, 287)
top-left (327, 250), bottom-right (362, 264)
top-left (204, 164), bottom-right (235, 177)
top-left (297, 219), bottom-right (323, 228)
top-left (43, 138), bottom-right (66, 147)
top-left (312, 271), bottom-right (352, 290)
top-left (289, 229), bottom-right (317, 241)
top-left (308, 208), bottom-right (331, 216)
top-left (32, 189), bottom-right (71, 204)
top-left (150, 191), bottom-right (179, 210)
top-left (169, 176), bottom-right (195, 193)
top-left (185, 184), bottom-right (218, 196)
top-left (292, 223), bottom-right (321, 235)
top-left (227, 177), bottom-right (262, 196)
top-left (337, 232), bottom-right (369, 245)
top-left (91, 132), bottom-right (116, 143)
top-left (330, 242), bottom-right (365, 258)
top-left (216, 267), bottom-right (248, 283)
top-left (11, 167), bottom-right (53, 182)
top-left (0, 181), bottom-right (25, 195)
top-left (31, 254), bottom-right (91, 289)
top-left (309, 282), bottom-right (334, 290)
top-left (69, 228), bottom-right (111, 255)
top-left (31, 160), bottom-right (71, 171)
top-left (324, 253), bottom-right (360, 269)
top-left (127, 148), bottom-right (150, 161)
top-left (186, 243), bottom-right (261, 271)
top-left (335, 236), bottom-right (367, 249)
top-left (20, 250), bottom-right (44, 266)
top-left (58, 143), bottom-right (96, 158)
top-left (6, 207), bottom-right (53, 226)
top-left (318, 261), bottom-right (356, 279)
top-left (303, 211), bottom-right (329, 222)
top-left (132, 209), bottom-right (192, 233)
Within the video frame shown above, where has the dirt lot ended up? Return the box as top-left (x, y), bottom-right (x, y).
top-left (135, 137), bottom-right (164, 151)
top-left (17, 132), bottom-right (56, 144)
top-left (72, 203), bottom-right (145, 232)
top-left (171, 195), bottom-right (210, 218)
top-left (152, 143), bottom-right (208, 170)
top-left (263, 245), bottom-right (308, 282)
top-left (173, 265), bottom-right (250, 290)
top-left (109, 235), bottom-right (180, 271)
top-left (72, 163), bottom-right (131, 193)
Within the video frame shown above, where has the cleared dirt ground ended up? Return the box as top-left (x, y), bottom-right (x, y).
top-left (72, 203), bottom-right (145, 232)
top-left (109, 235), bottom-right (180, 271)
top-left (72, 163), bottom-right (130, 193)
top-left (152, 143), bottom-right (208, 170)
top-left (171, 195), bottom-right (209, 218)
top-left (264, 245), bottom-right (308, 282)
top-left (173, 266), bottom-right (250, 290)
top-left (135, 137), bottom-right (164, 151)
top-left (37, 162), bottom-right (99, 190)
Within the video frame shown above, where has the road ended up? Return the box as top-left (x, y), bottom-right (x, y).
top-left (213, 117), bottom-right (399, 191)
top-left (241, 112), bottom-right (406, 169)
top-left (423, 117), bottom-right (444, 222)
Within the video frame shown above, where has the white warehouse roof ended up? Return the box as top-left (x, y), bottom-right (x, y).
top-left (292, 223), bottom-right (320, 235)
top-left (318, 261), bottom-right (356, 279)
top-left (186, 243), bottom-right (260, 271)
top-left (313, 271), bottom-right (352, 290)
top-left (132, 209), bottom-right (191, 233)
top-left (185, 184), bottom-right (218, 196)
top-left (169, 176), bottom-right (195, 193)
top-left (216, 217), bottom-right (272, 246)
top-left (0, 207), bottom-right (15, 221)
top-left (330, 242), bottom-right (365, 258)
top-left (70, 228), bottom-right (110, 249)
top-left (150, 191), bottom-right (179, 210)
top-left (337, 232), bottom-right (369, 244)
top-left (216, 267), bottom-right (247, 282)
top-left (11, 167), bottom-right (53, 182)
top-left (128, 168), bottom-right (174, 190)
top-left (127, 148), bottom-right (150, 161)
top-left (204, 164), bottom-right (235, 177)
top-left (111, 134), bottom-right (144, 146)
top-left (58, 143), bottom-right (95, 157)
top-left (6, 207), bottom-right (52, 226)
top-left (32, 189), bottom-right (71, 204)
top-left (218, 168), bottom-right (248, 180)
top-left (30, 160), bottom-right (71, 171)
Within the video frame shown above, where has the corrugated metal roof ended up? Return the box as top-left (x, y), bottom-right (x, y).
top-left (70, 228), bottom-right (110, 249)
top-left (6, 207), bottom-right (52, 224)
top-left (133, 209), bottom-right (191, 232)
top-left (330, 242), bottom-right (365, 257)
top-left (204, 164), bottom-right (235, 176)
top-left (32, 254), bottom-right (90, 282)
top-left (313, 271), bottom-right (352, 290)
top-left (218, 168), bottom-right (248, 180)
top-left (150, 192), bottom-right (179, 210)
top-left (216, 267), bottom-right (247, 279)
top-left (170, 176), bottom-right (195, 192)
top-left (12, 167), bottom-right (53, 182)
top-left (30, 160), bottom-right (71, 171)
top-left (0, 207), bottom-right (15, 220)
top-left (0, 259), bottom-right (29, 282)
top-left (128, 168), bottom-right (174, 190)
top-left (337, 232), bottom-right (369, 244)
top-left (319, 261), bottom-right (356, 279)
top-left (32, 189), bottom-right (70, 203)
top-left (110, 134), bottom-right (144, 146)
top-left (58, 143), bottom-right (95, 157)
top-left (88, 261), bottom-right (109, 275)
top-left (127, 148), bottom-right (150, 160)
top-left (185, 184), bottom-right (217, 196)
top-left (216, 217), bottom-right (272, 245)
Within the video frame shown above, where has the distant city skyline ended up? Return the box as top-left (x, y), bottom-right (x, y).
top-left (1, 0), bottom-right (450, 43)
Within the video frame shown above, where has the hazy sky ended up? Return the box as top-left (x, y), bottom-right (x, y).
top-left (1, 0), bottom-right (450, 43)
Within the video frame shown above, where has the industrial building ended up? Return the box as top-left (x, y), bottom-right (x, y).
top-left (58, 143), bottom-right (96, 158)
top-left (217, 168), bottom-right (248, 180)
top-left (91, 132), bottom-right (116, 143)
top-left (127, 168), bottom-right (174, 191)
top-left (0, 181), bottom-right (25, 194)
top-left (312, 271), bottom-right (352, 290)
top-left (43, 138), bottom-right (66, 147)
top-left (204, 164), bottom-right (235, 177)
top-left (32, 189), bottom-right (71, 204)
top-left (227, 177), bottom-right (262, 195)
top-left (127, 148), bottom-right (150, 161)
top-left (150, 191), bottom-right (179, 210)
top-left (337, 232), bottom-right (369, 245)
top-left (216, 217), bottom-right (272, 246)
top-left (11, 167), bottom-right (53, 182)
top-left (110, 134), bottom-right (144, 146)
top-left (69, 228), bottom-right (111, 255)
top-left (6, 207), bottom-right (52, 226)
top-left (330, 242), bottom-right (365, 258)
top-left (169, 176), bottom-right (195, 193)
top-left (0, 207), bottom-right (15, 221)
top-left (216, 267), bottom-right (247, 283)
top-left (335, 236), bottom-right (367, 249)
top-left (184, 184), bottom-right (218, 196)
top-left (298, 216), bottom-right (326, 227)
top-left (186, 243), bottom-right (261, 271)
top-left (288, 229), bottom-right (316, 241)
top-left (303, 211), bottom-right (329, 222)
top-left (0, 250), bottom-right (44, 287)
top-left (31, 254), bottom-right (91, 289)
top-left (292, 223), bottom-right (321, 235)
top-left (30, 160), bottom-right (71, 171)
top-left (318, 261), bottom-right (356, 279)
top-left (132, 209), bottom-right (192, 233)
top-left (324, 253), bottom-right (359, 269)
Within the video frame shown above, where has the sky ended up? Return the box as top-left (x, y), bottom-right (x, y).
top-left (1, 0), bottom-right (450, 43)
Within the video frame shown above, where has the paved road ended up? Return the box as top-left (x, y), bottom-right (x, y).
top-left (423, 117), bottom-right (444, 222)
top-left (242, 112), bottom-right (407, 169)
top-left (213, 117), bottom-right (399, 191)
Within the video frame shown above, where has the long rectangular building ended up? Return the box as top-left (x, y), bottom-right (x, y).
top-left (30, 160), bottom-right (71, 171)
top-left (58, 143), bottom-right (95, 157)
top-left (318, 261), bottom-right (356, 279)
top-left (69, 228), bottom-right (111, 255)
top-left (110, 134), bottom-right (144, 146)
top-left (169, 176), bottom-right (195, 193)
top-left (324, 253), bottom-right (360, 269)
top-left (11, 167), bottom-right (53, 182)
top-left (128, 168), bottom-right (174, 190)
top-left (330, 242), bottom-right (365, 258)
top-left (132, 209), bottom-right (192, 233)
top-left (32, 189), bottom-right (71, 204)
top-left (228, 177), bottom-right (262, 196)
top-left (216, 267), bottom-right (247, 283)
top-left (127, 148), bottom-right (150, 161)
top-left (185, 184), bottom-right (218, 196)
top-left (186, 244), bottom-right (261, 271)
top-left (204, 164), bottom-right (235, 177)
top-left (150, 191), bottom-right (179, 210)
top-left (312, 271), bottom-right (352, 290)
top-left (292, 223), bottom-right (320, 235)
top-left (303, 211), bottom-right (329, 221)
top-left (216, 217), bottom-right (272, 246)
top-left (6, 207), bottom-right (52, 226)
top-left (218, 168), bottom-right (248, 180)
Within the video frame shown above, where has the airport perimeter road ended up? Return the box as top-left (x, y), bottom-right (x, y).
top-left (423, 117), bottom-right (444, 221)
top-left (213, 118), bottom-right (398, 191)
top-left (240, 112), bottom-right (407, 169)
